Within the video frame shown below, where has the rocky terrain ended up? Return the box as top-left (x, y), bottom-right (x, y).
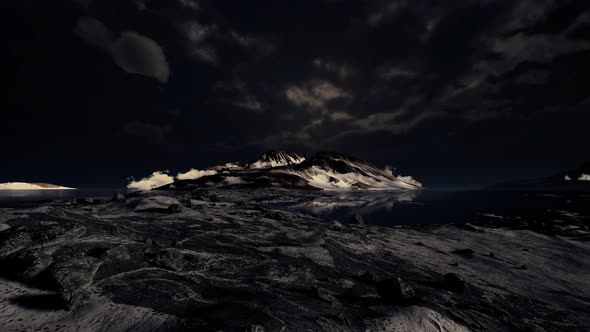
top-left (0, 189), bottom-right (589, 331)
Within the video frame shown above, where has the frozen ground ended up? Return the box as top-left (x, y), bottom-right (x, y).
top-left (0, 189), bottom-right (589, 331)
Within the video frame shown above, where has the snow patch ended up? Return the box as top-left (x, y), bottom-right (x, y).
top-left (565, 175), bottom-right (572, 181)
top-left (395, 175), bottom-right (422, 187)
top-left (249, 151), bottom-right (306, 169)
top-left (384, 166), bottom-right (423, 187)
top-left (225, 163), bottom-right (240, 168)
top-left (288, 166), bottom-right (419, 190)
top-left (578, 174), bottom-right (590, 181)
top-left (249, 157), bottom-right (306, 169)
top-left (127, 171), bottom-right (174, 190)
top-left (177, 168), bottom-right (217, 180)
top-left (0, 182), bottom-right (75, 190)
top-left (223, 176), bottom-right (247, 185)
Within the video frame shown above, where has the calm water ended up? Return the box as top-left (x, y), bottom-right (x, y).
top-left (272, 190), bottom-right (590, 226)
top-left (1, 188), bottom-right (589, 226)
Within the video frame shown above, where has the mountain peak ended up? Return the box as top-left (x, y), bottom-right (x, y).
top-left (248, 150), bottom-right (307, 169)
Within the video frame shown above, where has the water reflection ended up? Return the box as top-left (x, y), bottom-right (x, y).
top-left (277, 190), bottom-right (590, 226)
top-left (284, 190), bottom-right (421, 224)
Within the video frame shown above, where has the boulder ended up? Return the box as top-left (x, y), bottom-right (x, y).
top-left (442, 273), bottom-right (465, 292)
top-left (112, 193), bottom-right (126, 202)
top-left (376, 277), bottom-right (416, 302)
top-left (349, 212), bottom-right (365, 225)
top-left (167, 203), bottom-right (183, 214)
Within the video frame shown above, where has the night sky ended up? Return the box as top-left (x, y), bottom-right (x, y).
top-left (2, 0), bottom-right (590, 188)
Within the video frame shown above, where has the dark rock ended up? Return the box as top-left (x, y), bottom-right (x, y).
top-left (167, 203), bottom-right (182, 214)
top-left (178, 194), bottom-right (192, 207)
top-left (442, 273), bottom-right (465, 292)
top-left (376, 277), bottom-right (416, 302)
top-left (450, 262), bottom-right (459, 267)
top-left (75, 198), bottom-right (94, 205)
top-left (452, 248), bottom-right (474, 255)
top-left (209, 194), bottom-right (220, 202)
top-left (415, 241), bottom-right (424, 246)
top-left (149, 248), bottom-right (184, 271)
top-left (313, 286), bottom-right (341, 308)
top-left (250, 324), bottom-right (265, 332)
top-left (518, 264), bottom-right (527, 270)
top-left (112, 193), bottom-right (126, 202)
top-left (489, 252), bottom-right (495, 258)
top-left (349, 213), bottom-right (364, 225)
top-left (358, 271), bottom-right (378, 284)
top-left (460, 223), bottom-right (478, 231)
top-left (265, 211), bottom-right (284, 220)
top-left (329, 220), bottom-right (343, 231)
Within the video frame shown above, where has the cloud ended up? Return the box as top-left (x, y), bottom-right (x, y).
top-left (127, 171), bottom-right (174, 190)
top-left (176, 168), bottom-right (217, 180)
top-left (110, 32), bottom-right (170, 83)
top-left (285, 81), bottom-right (350, 109)
top-left (312, 59), bottom-right (353, 79)
top-left (74, 16), bottom-right (112, 49)
top-left (75, 17), bottom-right (170, 83)
top-left (367, 1), bottom-right (407, 27)
top-left (181, 20), bottom-right (209, 43)
top-left (233, 94), bottom-right (263, 111)
top-left (177, 0), bottom-right (199, 10)
top-left (330, 112), bottom-right (353, 121)
top-left (215, 78), bottom-right (265, 111)
top-left (190, 45), bottom-right (219, 64)
top-left (493, 33), bottom-right (590, 63)
top-left (378, 65), bottom-right (417, 80)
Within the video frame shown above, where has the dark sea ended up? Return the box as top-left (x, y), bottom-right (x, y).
top-left (270, 189), bottom-right (590, 226)
top-left (1, 188), bottom-right (589, 226)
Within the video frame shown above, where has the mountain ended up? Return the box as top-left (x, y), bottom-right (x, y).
top-left (286, 152), bottom-right (421, 190)
top-left (488, 163), bottom-right (590, 191)
top-left (248, 150), bottom-right (307, 169)
top-left (158, 151), bottom-right (421, 191)
top-left (0, 182), bottom-right (75, 190)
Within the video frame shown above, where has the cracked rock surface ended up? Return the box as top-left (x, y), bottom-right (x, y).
top-left (0, 190), bottom-right (589, 331)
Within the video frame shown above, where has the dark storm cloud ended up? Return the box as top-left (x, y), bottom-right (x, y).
top-left (1, 0), bottom-right (589, 187)
top-left (75, 17), bottom-right (170, 82)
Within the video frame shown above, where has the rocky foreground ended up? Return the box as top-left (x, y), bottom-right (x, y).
top-left (0, 190), bottom-right (589, 332)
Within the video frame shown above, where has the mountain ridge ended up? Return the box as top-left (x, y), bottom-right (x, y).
top-left (152, 151), bottom-right (421, 191)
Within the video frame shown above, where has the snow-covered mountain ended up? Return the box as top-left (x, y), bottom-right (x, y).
top-left (0, 182), bottom-right (75, 190)
top-left (286, 152), bottom-right (421, 190)
top-left (151, 151), bottom-right (421, 191)
top-left (248, 150), bottom-right (307, 169)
